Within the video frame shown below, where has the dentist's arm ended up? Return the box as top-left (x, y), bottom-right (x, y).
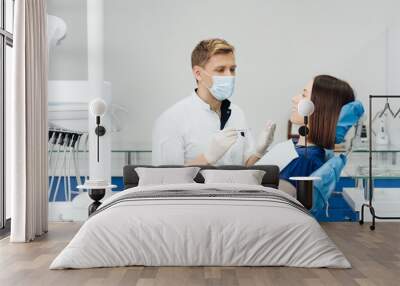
top-left (185, 154), bottom-right (209, 166)
top-left (245, 155), bottom-right (261, 166)
top-left (186, 129), bottom-right (238, 166)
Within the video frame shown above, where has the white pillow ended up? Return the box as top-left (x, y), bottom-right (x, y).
top-left (135, 167), bottom-right (201, 186)
top-left (200, 169), bottom-right (266, 185)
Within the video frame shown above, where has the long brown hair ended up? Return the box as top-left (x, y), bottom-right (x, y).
top-left (309, 75), bottom-right (355, 149)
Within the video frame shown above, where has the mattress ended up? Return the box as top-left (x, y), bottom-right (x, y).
top-left (50, 183), bottom-right (350, 269)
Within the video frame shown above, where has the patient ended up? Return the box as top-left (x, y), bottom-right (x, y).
top-left (280, 75), bottom-right (355, 186)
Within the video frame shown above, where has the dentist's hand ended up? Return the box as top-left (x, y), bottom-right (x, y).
top-left (204, 128), bottom-right (238, 164)
top-left (255, 121), bottom-right (276, 158)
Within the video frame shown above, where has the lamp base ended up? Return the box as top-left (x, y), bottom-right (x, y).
top-left (296, 180), bottom-right (314, 209)
top-left (88, 188), bottom-right (106, 215)
top-left (95, 125), bottom-right (106, 136)
top-left (289, 176), bottom-right (321, 210)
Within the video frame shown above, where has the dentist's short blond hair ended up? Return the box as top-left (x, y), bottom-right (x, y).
top-left (191, 38), bottom-right (235, 68)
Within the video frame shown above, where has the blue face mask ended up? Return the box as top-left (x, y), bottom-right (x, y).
top-left (202, 70), bottom-right (236, 101)
top-left (209, 75), bottom-right (235, 101)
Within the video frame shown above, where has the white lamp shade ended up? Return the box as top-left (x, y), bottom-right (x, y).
top-left (297, 99), bottom-right (315, 117)
top-left (89, 98), bottom-right (107, 116)
top-left (47, 14), bottom-right (67, 47)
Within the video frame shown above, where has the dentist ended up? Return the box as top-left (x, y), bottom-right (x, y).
top-left (152, 38), bottom-right (275, 166)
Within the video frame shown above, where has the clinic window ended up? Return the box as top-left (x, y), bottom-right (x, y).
top-left (0, 0), bottom-right (14, 232)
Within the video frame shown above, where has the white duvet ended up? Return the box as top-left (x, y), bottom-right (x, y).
top-left (50, 183), bottom-right (350, 269)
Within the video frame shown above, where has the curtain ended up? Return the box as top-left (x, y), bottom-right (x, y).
top-left (9, 0), bottom-right (48, 242)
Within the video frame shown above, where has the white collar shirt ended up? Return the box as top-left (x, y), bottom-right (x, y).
top-left (152, 91), bottom-right (255, 166)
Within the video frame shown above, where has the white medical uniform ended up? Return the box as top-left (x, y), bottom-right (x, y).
top-left (152, 91), bottom-right (255, 165)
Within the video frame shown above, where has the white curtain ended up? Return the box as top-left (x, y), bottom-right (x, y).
top-left (9, 0), bottom-right (48, 242)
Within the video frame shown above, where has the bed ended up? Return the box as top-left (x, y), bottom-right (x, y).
top-left (50, 165), bottom-right (350, 269)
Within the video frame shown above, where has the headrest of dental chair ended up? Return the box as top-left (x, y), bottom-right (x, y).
top-left (335, 100), bottom-right (365, 144)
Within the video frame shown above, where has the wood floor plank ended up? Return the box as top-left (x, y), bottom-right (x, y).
top-left (1, 222), bottom-right (400, 286)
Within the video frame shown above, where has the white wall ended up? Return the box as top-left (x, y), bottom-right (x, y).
top-left (48, 0), bottom-right (400, 149)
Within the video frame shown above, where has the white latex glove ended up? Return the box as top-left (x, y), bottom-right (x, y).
top-left (255, 121), bottom-right (276, 158)
top-left (204, 128), bottom-right (238, 164)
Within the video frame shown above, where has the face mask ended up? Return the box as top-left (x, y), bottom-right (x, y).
top-left (202, 70), bottom-right (236, 101)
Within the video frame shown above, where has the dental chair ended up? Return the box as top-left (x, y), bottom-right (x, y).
top-left (310, 100), bottom-right (364, 215)
top-left (279, 100), bottom-right (365, 214)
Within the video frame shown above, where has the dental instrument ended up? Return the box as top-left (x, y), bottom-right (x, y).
top-left (232, 128), bottom-right (249, 137)
top-left (48, 127), bottom-right (86, 202)
top-left (52, 132), bottom-right (66, 201)
top-left (68, 133), bottom-right (83, 199)
top-left (66, 134), bottom-right (76, 201)
top-left (84, 133), bottom-right (89, 182)
top-left (49, 132), bottom-right (64, 199)
top-left (72, 134), bottom-right (83, 190)
top-left (62, 133), bottom-right (70, 201)
top-left (48, 131), bottom-right (57, 170)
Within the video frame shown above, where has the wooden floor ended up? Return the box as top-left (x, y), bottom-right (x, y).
top-left (0, 222), bottom-right (399, 286)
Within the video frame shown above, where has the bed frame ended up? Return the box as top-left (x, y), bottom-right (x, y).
top-left (123, 165), bottom-right (280, 189)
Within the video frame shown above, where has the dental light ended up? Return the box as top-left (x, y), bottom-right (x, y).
top-left (89, 98), bottom-right (107, 162)
top-left (297, 99), bottom-right (315, 158)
